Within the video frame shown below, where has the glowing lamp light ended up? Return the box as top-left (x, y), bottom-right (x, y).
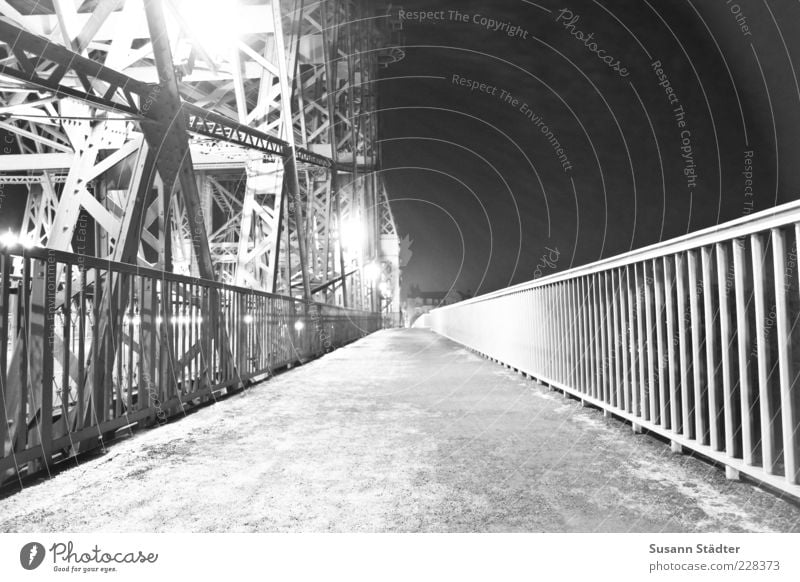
top-left (294, 320), bottom-right (305, 332)
top-left (363, 262), bottom-right (381, 283)
top-left (341, 220), bottom-right (367, 252)
top-left (123, 313), bottom-right (141, 327)
top-left (0, 230), bottom-right (36, 248)
top-left (243, 314), bottom-right (254, 325)
top-left (0, 230), bottom-right (17, 247)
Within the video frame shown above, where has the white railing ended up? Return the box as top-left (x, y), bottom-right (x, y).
top-left (430, 199), bottom-right (800, 499)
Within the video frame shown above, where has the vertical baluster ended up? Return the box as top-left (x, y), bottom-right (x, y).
top-left (576, 277), bottom-right (586, 395)
top-left (559, 282), bottom-right (567, 384)
top-left (530, 288), bottom-right (537, 373)
top-left (592, 274), bottom-right (603, 401)
top-left (163, 277), bottom-right (174, 403)
top-left (546, 286), bottom-right (553, 379)
top-left (578, 277), bottom-right (588, 395)
top-left (62, 264), bottom-right (72, 434)
top-left (77, 268), bottom-right (86, 429)
top-left (186, 282), bottom-right (193, 394)
top-left (611, 270), bottom-right (623, 409)
top-left (560, 287), bottom-right (567, 384)
top-left (676, 252), bottom-right (692, 438)
top-left (775, 228), bottom-right (800, 483)
top-left (688, 249), bottom-right (707, 444)
top-left (17, 257), bottom-right (30, 452)
top-left (125, 275), bottom-right (134, 415)
top-left (568, 280), bottom-right (576, 389)
top-left (567, 281), bottom-right (575, 387)
top-left (524, 289), bottom-right (532, 373)
top-left (208, 285), bottom-right (215, 387)
top-left (654, 258), bottom-right (668, 430)
top-left (603, 272), bottom-right (613, 406)
top-left (663, 256), bottom-right (680, 437)
top-left (752, 233), bottom-right (778, 473)
top-left (621, 267), bottom-right (631, 413)
top-left (733, 238), bottom-right (755, 465)
top-left (112, 272), bottom-right (123, 419)
top-left (644, 261), bottom-right (657, 423)
top-left (702, 247), bottom-right (721, 450)
top-left (543, 286), bottom-right (550, 378)
top-left (91, 267), bottom-right (103, 427)
top-left (635, 264), bottom-right (647, 421)
top-left (180, 281), bottom-right (188, 395)
top-left (0, 253), bottom-right (9, 456)
top-left (717, 242), bottom-right (741, 470)
top-left (220, 287), bottom-right (227, 385)
top-left (136, 276), bottom-right (145, 413)
top-left (538, 286), bottom-right (545, 375)
top-left (40, 256), bottom-right (55, 468)
top-left (146, 275), bottom-right (158, 413)
top-left (555, 287), bottom-right (563, 383)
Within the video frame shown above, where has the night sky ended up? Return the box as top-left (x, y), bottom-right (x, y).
top-left (379, 0), bottom-right (800, 298)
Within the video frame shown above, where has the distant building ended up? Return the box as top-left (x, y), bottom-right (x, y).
top-left (402, 285), bottom-right (467, 327)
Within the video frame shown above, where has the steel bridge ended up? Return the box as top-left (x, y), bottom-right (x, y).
top-left (0, 0), bottom-right (402, 484)
top-left (0, 0), bottom-right (800, 519)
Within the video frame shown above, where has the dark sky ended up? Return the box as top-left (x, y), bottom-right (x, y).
top-left (379, 0), bottom-right (800, 298)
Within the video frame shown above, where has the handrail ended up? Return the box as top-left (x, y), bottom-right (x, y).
top-left (440, 197), bottom-right (800, 309)
top-left (430, 198), bottom-right (800, 500)
top-left (0, 246), bottom-right (382, 486)
top-left (0, 242), bottom-right (368, 313)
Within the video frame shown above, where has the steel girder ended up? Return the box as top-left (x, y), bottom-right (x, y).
top-left (0, 0), bottom-right (403, 457)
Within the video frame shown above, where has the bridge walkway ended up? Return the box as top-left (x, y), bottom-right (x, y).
top-left (1, 329), bottom-right (798, 532)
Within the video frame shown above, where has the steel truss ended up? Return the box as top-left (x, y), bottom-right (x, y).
top-left (0, 0), bottom-right (403, 474)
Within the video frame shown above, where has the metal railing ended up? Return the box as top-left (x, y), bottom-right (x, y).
top-left (0, 246), bottom-right (381, 485)
top-left (430, 200), bottom-right (800, 499)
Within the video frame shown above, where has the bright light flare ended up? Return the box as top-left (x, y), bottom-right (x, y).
top-left (294, 320), bottom-right (305, 332)
top-left (341, 220), bottom-right (367, 252)
top-left (363, 262), bottom-right (381, 283)
top-left (178, 0), bottom-right (242, 58)
top-left (122, 313), bottom-right (142, 327)
top-left (0, 230), bottom-right (17, 247)
top-left (0, 230), bottom-right (36, 248)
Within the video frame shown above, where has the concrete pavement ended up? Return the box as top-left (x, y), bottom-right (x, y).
top-left (1, 328), bottom-right (799, 532)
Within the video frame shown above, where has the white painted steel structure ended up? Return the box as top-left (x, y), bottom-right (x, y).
top-left (430, 200), bottom-right (800, 500)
